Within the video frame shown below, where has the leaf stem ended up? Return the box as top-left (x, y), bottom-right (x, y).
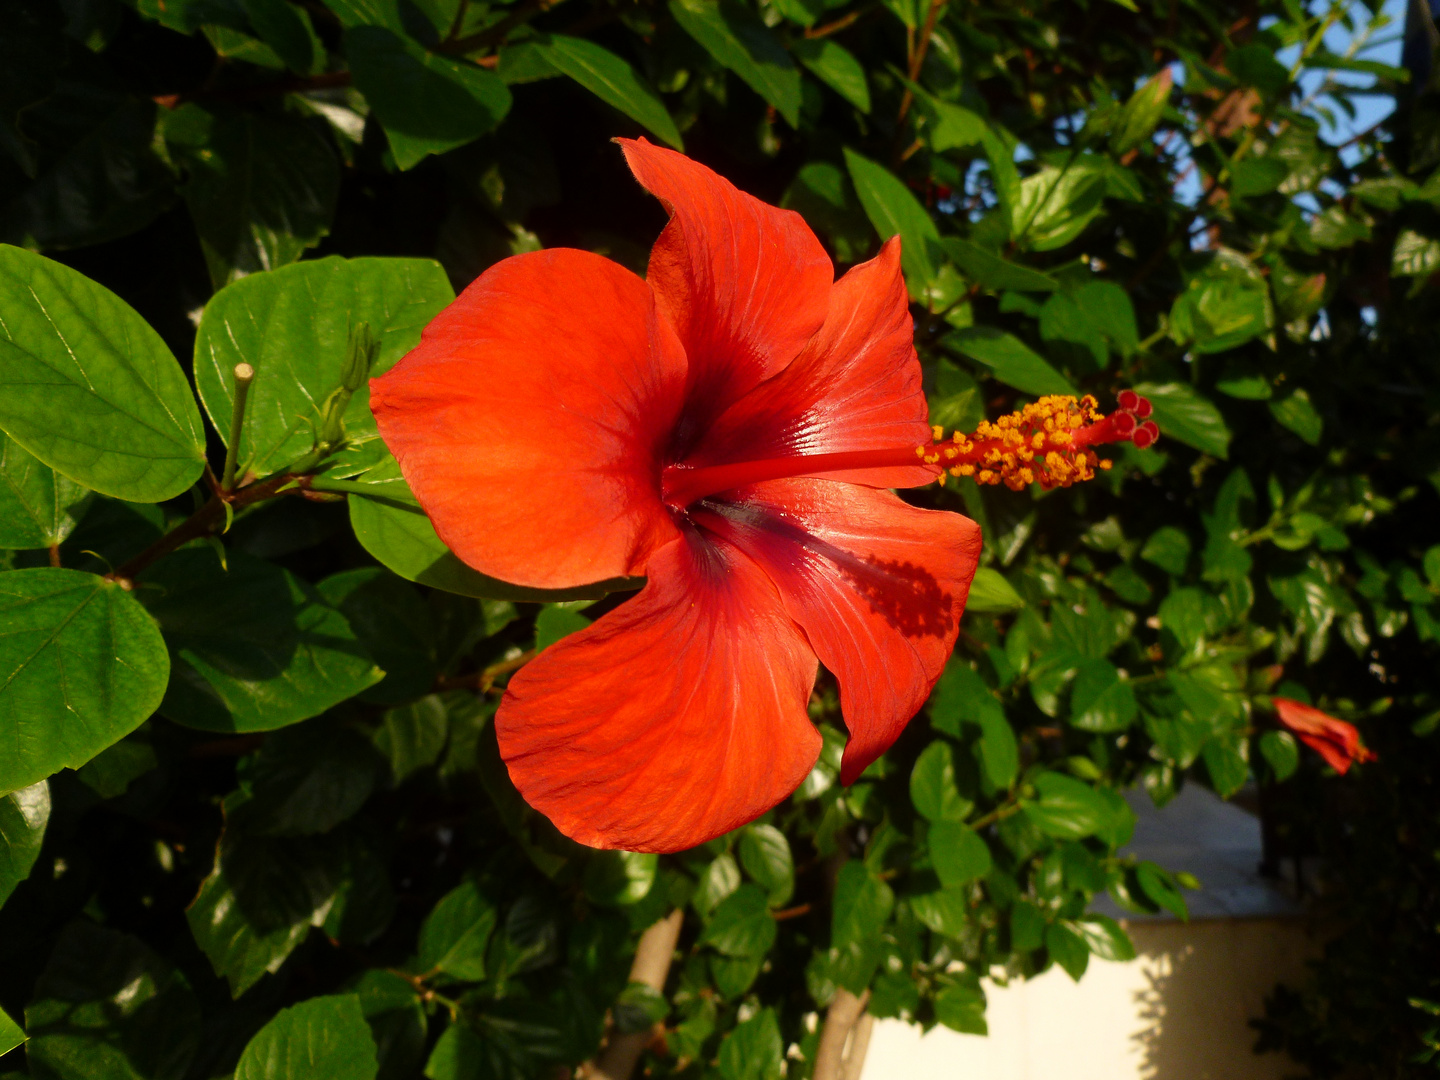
top-left (436, 649), bottom-right (538, 694)
top-left (221, 363), bottom-right (255, 493)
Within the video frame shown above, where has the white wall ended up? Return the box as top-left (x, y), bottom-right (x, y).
top-left (861, 913), bottom-right (1317, 1080)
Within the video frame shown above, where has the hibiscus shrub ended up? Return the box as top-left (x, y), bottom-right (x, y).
top-left (1, 0), bottom-right (1436, 1077)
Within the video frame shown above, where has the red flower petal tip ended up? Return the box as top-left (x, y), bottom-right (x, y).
top-left (1274, 697), bottom-right (1376, 774)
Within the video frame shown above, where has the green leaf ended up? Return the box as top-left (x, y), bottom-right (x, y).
top-left (346, 26), bottom-right (512, 169)
top-left (966, 566), bottom-right (1025, 612)
top-left (348, 458), bottom-right (642, 602)
top-left (187, 832), bottom-right (343, 996)
top-left (26, 922), bottom-right (201, 1080)
top-left (194, 255), bottom-right (454, 476)
top-left (583, 850), bottom-right (658, 907)
top-left (700, 883), bottom-right (776, 958)
top-left (139, 548), bottom-right (384, 734)
top-left (1136, 860), bottom-right (1188, 919)
top-left (75, 735), bottom-right (157, 799)
top-left (318, 568), bottom-right (438, 706)
top-left (0, 780), bottom-right (48, 907)
top-left (909, 741), bottom-right (972, 822)
top-left (831, 859), bottom-right (893, 948)
top-left (240, 0), bottom-right (315, 72)
top-left (0, 433), bottom-right (91, 550)
top-left (1259, 730), bottom-right (1299, 781)
top-left (909, 885), bottom-right (970, 938)
top-left (373, 697), bottom-right (448, 783)
top-left (791, 38), bottom-right (870, 112)
top-left (1201, 739), bottom-right (1248, 798)
top-left (1010, 899), bottom-right (1045, 951)
top-left (419, 880), bottom-right (499, 981)
top-left (928, 821), bottom-right (992, 887)
top-left (1141, 525), bottom-right (1191, 575)
top-left (0, 245), bottom-right (206, 502)
top-left (1069, 658), bottom-right (1138, 733)
top-left (0, 1007), bottom-right (21, 1057)
top-left (1045, 921), bottom-right (1089, 979)
top-left (236, 718), bottom-right (383, 836)
top-left (0, 568), bottom-right (168, 795)
top-left (716, 1007), bottom-right (784, 1080)
top-left (162, 104), bottom-right (340, 290)
top-left (942, 238), bottom-right (1058, 293)
top-left (942, 326), bottom-right (1076, 396)
top-left (668, 0), bottom-right (801, 127)
top-left (1167, 251), bottom-right (1272, 354)
top-left (535, 603), bottom-right (592, 650)
top-left (1268, 388), bottom-right (1323, 446)
top-left (843, 147), bottom-right (939, 294)
top-left (781, 161), bottom-right (873, 263)
top-left (236, 995), bottom-right (378, 1080)
top-left (1012, 160), bottom-right (1106, 251)
top-left (1392, 229), bottom-right (1440, 277)
top-left (1132, 381), bottom-right (1231, 459)
top-left (1021, 772), bottom-right (1111, 840)
top-left (934, 983), bottom-right (987, 1034)
top-left (738, 824), bottom-right (794, 907)
top-left (530, 35), bottom-right (684, 148)
top-left (1073, 914), bottom-right (1136, 961)
top-left (1110, 68), bottom-right (1172, 154)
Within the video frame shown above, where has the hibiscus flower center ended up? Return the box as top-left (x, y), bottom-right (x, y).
top-left (659, 392), bottom-right (1158, 509)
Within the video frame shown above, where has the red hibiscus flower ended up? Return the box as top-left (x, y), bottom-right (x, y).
top-left (371, 139), bottom-right (1151, 852)
top-left (1274, 697), bottom-right (1377, 774)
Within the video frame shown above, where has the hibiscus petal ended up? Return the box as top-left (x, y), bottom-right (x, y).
top-left (619, 138), bottom-right (833, 439)
top-left (683, 238), bottom-right (935, 489)
top-left (498, 531), bottom-right (822, 852)
top-left (370, 248), bottom-right (686, 590)
top-left (694, 480), bottom-right (981, 784)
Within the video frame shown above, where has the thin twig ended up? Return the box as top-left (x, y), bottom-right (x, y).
top-left (895, 0), bottom-right (947, 125)
top-left (436, 649), bottom-right (538, 694)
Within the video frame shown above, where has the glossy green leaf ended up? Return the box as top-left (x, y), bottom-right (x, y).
top-left (0, 780), bottom-right (48, 907)
top-left (1259, 729), bottom-right (1300, 781)
top-left (942, 238), bottom-right (1058, 293)
top-left (535, 603), bottom-right (592, 650)
top-left (0, 568), bottom-right (168, 795)
top-left (162, 104), bottom-right (340, 289)
top-left (419, 880), bottom-right (498, 981)
top-left (1045, 921), bottom-right (1089, 979)
top-left (934, 983), bottom-right (987, 1034)
top-left (781, 161), bottom-right (874, 263)
top-left (583, 850), bottom-right (658, 907)
top-left (355, 970), bottom-right (427, 1080)
top-left (1069, 658), bottom-right (1138, 732)
top-left (240, 0), bottom-right (315, 72)
top-left (531, 34), bottom-right (683, 148)
top-left (1136, 860), bottom-right (1188, 920)
top-left (928, 821), bottom-right (991, 887)
top-left (716, 1007), bottom-right (783, 1080)
top-left (75, 735), bottom-right (158, 799)
top-left (792, 38), bottom-right (870, 112)
top-left (374, 696), bottom-right (448, 782)
top-left (844, 147), bottom-right (939, 292)
top-left (348, 458), bottom-right (641, 602)
top-left (0, 245), bottom-right (206, 502)
top-left (236, 718), bottom-right (383, 836)
top-left (1141, 525), bottom-right (1191, 575)
top-left (1021, 772), bottom-right (1111, 840)
top-left (669, 0), bottom-right (801, 127)
top-left (140, 549), bottom-right (384, 734)
top-left (318, 568), bottom-right (438, 706)
top-left (965, 566), bottom-right (1025, 612)
top-left (700, 883), bottom-right (776, 958)
top-left (1133, 381), bottom-right (1232, 459)
top-left (187, 831), bottom-right (344, 996)
top-left (26, 922), bottom-right (201, 1080)
top-left (0, 1006), bottom-right (22, 1057)
top-left (1269, 388), bottom-right (1323, 446)
top-left (194, 256), bottom-right (454, 476)
top-left (831, 860), bottom-right (893, 947)
top-left (1073, 914), bottom-right (1135, 961)
top-left (1110, 68), bottom-right (1172, 154)
top-left (942, 326), bottom-right (1076, 396)
top-left (346, 26), bottom-right (512, 169)
top-left (0, 433), bottom-right (91, 550)
top-left (1167, 251), bottom-right (1272, 354)
top-left (1202, 739), bottom-right (1248, 798)
top-left (738, 824), bottom-right (794, 907)
top-left (236, 995), bottom-right (378, 1080)
top-left (1012, 160), bottom-right (1106, 251)
top-left (910, 741), bottom-right (972, 822)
